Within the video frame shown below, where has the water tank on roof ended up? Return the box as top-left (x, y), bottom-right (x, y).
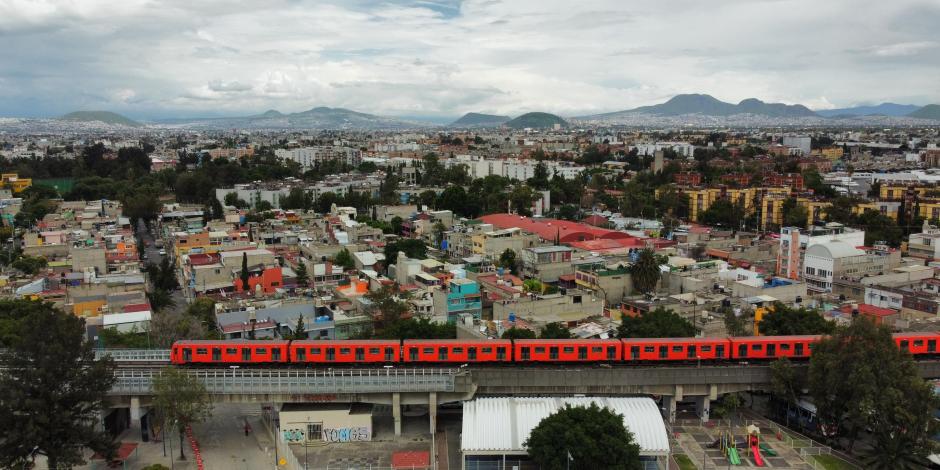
top-left (508, 312), bottom-right (516, 323)
top-left (497, 267), bottom-right (504, 276)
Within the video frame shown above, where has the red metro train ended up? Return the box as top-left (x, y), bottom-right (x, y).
top-left (170, 332), bottom-right (940, 366)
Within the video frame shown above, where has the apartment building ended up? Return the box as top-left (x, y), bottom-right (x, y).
top-left (803, 242), bottom-right (900, 293)
top-left (777, 224), bottom-right (865, 280)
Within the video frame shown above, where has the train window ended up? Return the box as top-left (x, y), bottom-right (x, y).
top-left (607, 346), bottom-right (616, 360)
top-left (453, 348), bottom-right (463, 354)
top-left (751, 344), bottom-right (762, 351)
top-left (766, 344), bottom-right (776, 357)
top-left (550, 347), bottom-right (559, 360)
top-left (659, 346), bottom-right (667, 359)
top-left (701, 346), bottom-right (712, 352)
top-left (355, 348), bottom-right (365, 361)
top-left (914, 340), bottom-right (924, 347)
top-left (196, 348), bottom-right (207, 355)
top-left (496, 347), bottom-right (506, 360)
top-left (226, 348), bottom-right (237, 354)
top-left (578, 347), bottom-right (587, 360)
top-left (369, 348), bottom-right (380, 354)
top-left (311, 348), bottom-right (321, 355)
top-left (716, 345), bottom-right (725, 357)
top-left (242, 348), bottom-right (251, 361)
top-left (482, 348), bottom-right (492, 353)
top-left (780, 344), bottom-right (791, 351)
top-left (256, 348), bottom-right (267, 354)
top-left (929, 340), bottom-right (936, 352)
top-left (521, 347), bottom-right (531, 360)
top-left (340, 348), bottom-right (350, 355)
top-left (535, 347), bottom-right (545, 353)
top-left (631, 346), bottom-right (640, 359)
top-left (795, 344), bottom-right (804, 356)
top-left (738, 345), bottom-right (747, 357)
top-left (385, 348), bottom-right (395, 361)
top-left (272, 349), bottom-right (281, 361)
top-left (439, 348), bottom-right (448, 361)
top-left (409, 348), bottom-right (418, 361)
top-left (563, 347), bottom-right (574, 353)
top-left (644, 346), bottom-right (655, 353)
top-left (326, 348), bottom-right (335, 361)
top-left (296, 349), bottom-right (306, 361)
top-left (900, 340), bottom-right (909, 350)
top-left (592, 347), bottom-right (602, 353)
top-left (212, 348), bottom-right (221, 361)
top-left (468, 348), bottom-right (477, 361)
top-left (672, 346), bottom-right (683, 352)
top-left (423, 348), bottom-right (433, 354)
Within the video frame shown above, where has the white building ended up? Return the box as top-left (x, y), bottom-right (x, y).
top-left (782, 136), bottom-right (812, 156)
top-left (777, 224), bottom-right (865, 280)
top-left (633, 142), bottom-right (695, 158)
top-left (275, 146), bottom-right (361, 171)
top-left (443, 155), bottom-right (585, 181)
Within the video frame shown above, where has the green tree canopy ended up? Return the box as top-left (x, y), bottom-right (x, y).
top-left (295, 259), bottom-right (309, 287)
top-left (758, 302), bottom-right (834, 336)
top-left (501, 327), bottom-right (537, 339)
top-left (618, 307), bottom-right (697, 338)
top-left (379, 317), bottom-right (456, 339)
top-left (809, 318), bottom-right (939, 462)
top-left (630, 248), bottom-right (661, 294)
top-left (539, 322), bottom-right (573, 339)
top-left (525, 403), bottom-right (642, 470)
top-left (152, 368), bottom-right (213, 460)
top-left (334, 248), bottom-right (355, 271)
top-left (498, 248), bottom-right (518, 274)
top-left (0, 300), bottom-right (116, 468)
top-left (365, 284), bottom-right (411, 332)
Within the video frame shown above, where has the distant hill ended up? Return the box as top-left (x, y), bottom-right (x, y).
top-left (60, 111), bottom-right (141, 127)
top-left (908, 104), bottom-right (940, 120)
top-left (579, 94), bottom-right (817, 120)
top-left (505, 112), bottom-right (568, 129)
top-left (450, 112), bottom-right (511, 127)
top-left (816, 103), bottom-right (920, 117)
top-left (167, 106), bottom-right (422, 130)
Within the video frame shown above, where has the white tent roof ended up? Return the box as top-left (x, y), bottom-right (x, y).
top-left (461, 396), bottom-right (669, 456)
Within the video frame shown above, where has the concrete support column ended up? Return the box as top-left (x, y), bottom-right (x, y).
top-left (429, 392), bottom-right (438, 470)
top-left (392, 392), bottom-right (402, 436)
top-left (709, 384), bottom-right (718, 401)
top-left (130, 396), bottom-right (141, 429)
top-left (674, 384), bottom-right (684, 402)
top-left (664, 395), bottom-right (677, 424)
top-left (695, 396), bottom-right (711, 423)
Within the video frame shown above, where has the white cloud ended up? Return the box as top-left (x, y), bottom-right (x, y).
top-left (0, 0), bottom-right (938, 118)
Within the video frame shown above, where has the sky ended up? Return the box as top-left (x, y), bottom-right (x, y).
top-left (1, 0), bottom-right (939, 120)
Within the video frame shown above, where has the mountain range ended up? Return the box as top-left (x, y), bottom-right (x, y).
top-left (815, 103), bottom-right (920, 118)
top-left (579, 94), bottom-right (816, 120)
top-left (60, 111), bottom-right (141, 127)
top-left (449, 112), bottom-right (511, 127)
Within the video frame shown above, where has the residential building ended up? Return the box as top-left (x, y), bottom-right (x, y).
top-left (520, 246), bottom-right (574, 282)
top-left (803, 242), bottom-right (900, 293)
top-left (776, 224), bottom-right (865, 280)
top-left (432, 277), bottom-right (483, 322)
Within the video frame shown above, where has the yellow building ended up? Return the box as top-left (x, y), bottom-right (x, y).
top-left (819, 147), bottom-right (844, 160)
top-left (880, 185), bottom-right (935, 201)
top-left (918, 200), bottom-right (940, 221)
top-left (71, 295), bottom-right (106, 317)
top-left (0, 173), bottom-right (32, 194)
top-left (760, 196), bottom-right (830, 230)
top-left (685, 186), bottom-right (793, 224)
top-left (852, 201), bottom-right (901, 222)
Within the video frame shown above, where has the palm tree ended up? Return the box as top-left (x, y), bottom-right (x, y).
top-left (630, 248), bottom-right (661, 295)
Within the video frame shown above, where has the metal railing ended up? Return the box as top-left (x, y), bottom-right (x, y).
top-left (95, 349), bottom-right (172, 362)
top-left (109, 368), bottom-right (458, 395)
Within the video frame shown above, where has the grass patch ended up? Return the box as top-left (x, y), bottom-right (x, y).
top-left (812, 454), bottom-right (857, 470)
top-left (673, 454), bottom-right (697, 470)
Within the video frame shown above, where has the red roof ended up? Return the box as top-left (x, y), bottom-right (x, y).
top-left (568, 238), bottom-right (642, 254)
top-left (188, 253), bottom-right (221, 266)
top-left (581, 214), bottom-right (609, 227)
top-left (478, 213), bottom-right (637, 244)
top-left (839, 304), bottom-right (897, 317)
top-left (123, 303), bottom-right (151, 313)
top-left (392, 451), bottom-right (430, 469)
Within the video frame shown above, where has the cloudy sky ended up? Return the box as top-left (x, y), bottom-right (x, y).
top-left (1, 0), bottom-right (939, 120)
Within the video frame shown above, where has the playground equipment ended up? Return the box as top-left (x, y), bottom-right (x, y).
top-left (716, 430), bottom-right (744, 466)
top-left (747, 424), bottom-right (765, 467)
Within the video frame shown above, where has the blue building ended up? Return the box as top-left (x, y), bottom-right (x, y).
top-left (435, 277), bottom-right (483, 323)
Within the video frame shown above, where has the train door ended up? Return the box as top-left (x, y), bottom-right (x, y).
top-left (438, 348), bottom-right (448, 361)
top-left (212, 348), bottom-right (221, 361)
top-left (183, 348), bottom-right (192, 362)
top-left (241, 348), bottom-right (251, 362)
top-left (409, 347), bottom-right (419, 361)
top-left (795, 343), bottom-right (804, 356)
top-left (355, 348), bottom-right (365, 361)
top-left (929, 339), bottom-right (936, 353)
top-left (687, 345), bottom-right (696, 359)
top-left (738, 344), bottom-right (747, 358)
top-left (658, 346), bottom-right (667, 359)
top-left (520, 347), bottom-right (531, 361)
top-left (578, 347), bottom-right (587, 360)
top-left (630, 346), bottom-right (640, 360)
top-left (496, 347), bottom-right (506, 361)
top-left (468, 347), bottom-right (477, 361)
top-left (272, 348), bottom-right (282, 362)
top-left (767, 344), bottom-right (776, 357)
top-left (549, 347), bottom-right (559, 360)
top-left (900, 340), bottom-right (909, 352)
top-left (296, 348), bottom-right (306, 362)
top-left (326, 348), bottom-right (336, 361)
top-left (385, 347), bottom-right (395, 361)
top-left (716, 344), bottom-right (725, 358)
top-left (607, 346), bottom-right (617, 360)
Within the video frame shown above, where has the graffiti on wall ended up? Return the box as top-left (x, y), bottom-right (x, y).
top-left (321, 427), bottom-right (371, 442)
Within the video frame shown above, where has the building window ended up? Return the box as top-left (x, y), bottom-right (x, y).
top-left (307, 423), bottom-right (322, 441)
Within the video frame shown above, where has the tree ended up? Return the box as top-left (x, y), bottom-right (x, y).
top-left (365, 284), bottom-right (411, 332)
top-left (508, 184), bottom-right (538, 216)
top-left (713, 393), bottom-right (745, 424)
top-left (630, 248), bottom-right (661, 294)
top-left (147, 288), bottom-right (176, 313)
top-left (239, 252), bottom-right (251, 291)
top-left (0, 300), bottom-right (116, 468)
top-left (618, 307), bottom-right (697, 338)
top-left (334, 248), bottom-right (355, 271)
top-left (185, 297), bottom-right (217, 332)
top-left (770, 358), bottom-right (804, 427)
top-left (383, 239), bottom-right (427, 272)
top-left (501, 327), bottom-right (537, 339)
top-left (855, 209), bottom-right (903, 247)
top-left (149, 309), bottom-right (209, 347)
top-left (758, 302), bottom-right (834, 336)
top-left (380, 317), bottom-right (456, 339)
top-left (295, 259), bottom-right (309, 287)
top-left (721, 306), bottom-right (749, 336)
top-left (781, 197), bottom-right (809, 228)
top-left (432, 221), bottom-right (447, 249)
top-left (525, 403), bottom-right (642, 470)
top-left (498, 248), bottom-right (518, 274)
top-left (539, 322), bottom-right (573, 339)
top-left (809, 318), bottom-right (940, 457)
top-left (152, 368), bottom-right (213, 461)
top-left (291, 314), bottom-right (307, 339)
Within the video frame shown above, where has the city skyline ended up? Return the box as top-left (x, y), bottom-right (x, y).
top-left (1, 0), bottom-right (939, 119)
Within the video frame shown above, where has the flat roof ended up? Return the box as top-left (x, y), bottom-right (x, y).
top-left (461, 396), bottom-right (669, 456)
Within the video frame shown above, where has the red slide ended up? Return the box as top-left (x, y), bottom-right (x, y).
top-left (751, 444), bottom-right (765, 466)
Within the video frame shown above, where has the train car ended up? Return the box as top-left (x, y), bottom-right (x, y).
top-left (402, 339), bottom-right (512, 363)
top-left (513, 339), bottom-right (622, 363)
top-left (170, 340), bottom-right (290, 365)
top-left (621, 337), bottom-right (732, 362)
top-left (893, 332), bottom-right (940, 356)
top-left (729, 335), bottom-right (820, 360)
top-left (290, 340), bottom-right (400, 364)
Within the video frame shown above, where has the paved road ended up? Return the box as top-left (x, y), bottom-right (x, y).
top-left (136, 220), bottom-right (189, 313)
